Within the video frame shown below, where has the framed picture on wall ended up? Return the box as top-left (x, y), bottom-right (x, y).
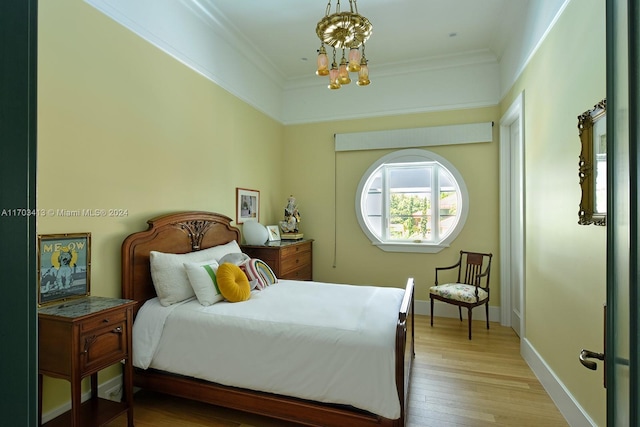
top-left (37, 232), bottom-right (91, 306)
top-left (236, 188), bottom-right (260, 224)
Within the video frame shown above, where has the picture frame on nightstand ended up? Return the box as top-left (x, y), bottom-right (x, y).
top-left (37, 232), bottom-right (91, 306)
top-left (267, 225), bottom-right (281, 241)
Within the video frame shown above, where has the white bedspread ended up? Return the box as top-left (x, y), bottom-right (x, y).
top-left (132, 280), bottom-right (405, 419)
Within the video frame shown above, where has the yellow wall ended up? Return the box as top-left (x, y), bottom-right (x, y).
top-left (37, 0), bottom-right (501, 414)
top-left (38, 0), bottom-right (606, 423)
top-left (37, 0), bottom-right (283, 412)
top-left (501, 0), bottom-right (606, 423)
top-left (283, 109), bottom-right (501, 301)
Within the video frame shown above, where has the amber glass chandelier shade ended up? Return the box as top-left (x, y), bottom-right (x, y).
top-left (348, 47), bottom-right (361, 72)
top-left (316, 46), bottom-right (329, 76)
top-left (338, 56), bottom-right (351, 84)
top-left (356, 61), bottom-right (370, 86)
top-left (329, 63), bottom-right (341, 89)
top-left (315, 0), bottom-right (371, 89)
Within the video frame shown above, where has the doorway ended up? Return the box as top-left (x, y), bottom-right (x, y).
top-left (499, 92), bottom-right (525, 337)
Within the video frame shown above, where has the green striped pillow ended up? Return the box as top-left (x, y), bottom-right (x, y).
top-left (184, 260), bottom-right (224, 306)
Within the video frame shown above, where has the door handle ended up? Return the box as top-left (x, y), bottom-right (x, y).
top-left (579, 349), bottom-right (604, 370)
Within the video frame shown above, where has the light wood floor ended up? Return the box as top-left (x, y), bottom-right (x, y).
top-left (108, 315), bottom-right (568, 427)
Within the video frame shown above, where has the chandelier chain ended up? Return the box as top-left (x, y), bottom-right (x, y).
top-left (349, 0), bottom-right (357, 14)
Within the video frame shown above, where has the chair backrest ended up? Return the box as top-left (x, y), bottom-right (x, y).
top-left (459, 251), bottom-right (492, 287)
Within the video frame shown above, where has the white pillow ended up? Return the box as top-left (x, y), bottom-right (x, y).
top-left (184, 260), bottom-right (224, 306)
top-left (149, 240), bottom-right (242, 306)
top-left (218, 252), bottom-right (250, 266)
top-left (199, 240), bottom-right (242, 262)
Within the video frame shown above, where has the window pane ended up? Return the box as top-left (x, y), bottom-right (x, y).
top-left (389, 166), bottom-right (430, 189)
top-left (364, 170), bottom-right (383, 233)
top-left (439, 167), bottom-right (458, 238)
top-left (365, 191), bottom-right (383, 232)
top-left (389, 166), bottom-right (431, 241)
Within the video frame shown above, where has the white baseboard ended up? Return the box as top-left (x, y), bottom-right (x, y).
top-left (415, 298), bottom-right (501, 322)
top-left (41, 375), bottom-right (122, 423)
top-left (521, 338), bottom-right (597, 427)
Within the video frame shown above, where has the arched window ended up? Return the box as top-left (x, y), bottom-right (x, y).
top-left (355, 149), bottom-right (468, 253)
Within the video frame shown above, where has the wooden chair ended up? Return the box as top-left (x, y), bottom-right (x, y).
top-left (430, 250), bottom-right (493, 339)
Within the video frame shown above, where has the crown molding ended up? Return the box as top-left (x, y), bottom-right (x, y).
top-left (84, 0), bottom-right (568, 125)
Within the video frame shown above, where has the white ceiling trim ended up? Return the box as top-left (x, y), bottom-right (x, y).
top-left (499, 0), bottom-right (571, 98)
top-left (282, 60), bottom-right (500, 125)
top-left (84, 0), bottom-right (286, 122)
top-left (183, 0), bottom-right (288, 85)
top-left (83, 0), bottom-right (569, 125)
top-left (284, 49), bottom-right (498, 91)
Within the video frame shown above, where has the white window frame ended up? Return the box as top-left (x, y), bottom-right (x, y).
top-left (355, 149), bottom-right (469, 253)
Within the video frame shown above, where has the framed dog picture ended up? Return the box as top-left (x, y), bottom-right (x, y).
top-left (37, 233), bottom-right (91, 306)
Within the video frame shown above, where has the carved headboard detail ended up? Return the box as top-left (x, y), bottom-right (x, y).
top-left (121, 211), bottom-right (240, 316)
top-left (173, 220), bottom-right (214, 251)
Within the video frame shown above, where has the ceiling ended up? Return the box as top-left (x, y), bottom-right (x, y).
top-left (193, 0), bottom-right (530, 82)
top-left (84, 0), bottom-right (567, 123)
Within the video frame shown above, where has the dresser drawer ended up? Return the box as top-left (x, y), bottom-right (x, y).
top-left (280, 250), bottom-right (311, 275)
top-left (80, 309), bottom-right (127, 332)
top-left (280, 264), bottom-right (312, 280)
top-left (280, 241), bottom-right (311, 258)
top-left (80, 320), bottom-right (128, 373)
top-left (241, 239), bottom-right (313, 280)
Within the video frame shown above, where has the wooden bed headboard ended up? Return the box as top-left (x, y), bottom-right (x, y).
top-left (121, 211), bottom-right (240, 316)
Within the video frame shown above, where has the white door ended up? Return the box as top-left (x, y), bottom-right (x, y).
top-left (500, 93), bottom-right (524, 337)
top-left (604, 0), bottom-right (636, 422)
top-left (579, 2), bottom-right (639, 423)
top-left (509, 117), bottom-right (523, 336)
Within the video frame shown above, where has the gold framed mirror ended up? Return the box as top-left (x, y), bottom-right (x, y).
top-left (578, 99), bottom-right (607, 226)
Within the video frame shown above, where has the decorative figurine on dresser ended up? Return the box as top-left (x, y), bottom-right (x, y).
top-left (241, 196), bottom-right (312, 280)
top-left (279, 195), bottom-right (303, 240)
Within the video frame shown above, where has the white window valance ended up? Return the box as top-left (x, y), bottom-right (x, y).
top-left (335, 122), bottom-right (493, 152)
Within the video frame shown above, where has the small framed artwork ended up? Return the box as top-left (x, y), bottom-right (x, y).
top-left (267, 225), bottom-right (281, 241)
top-left (37, 232), bottom-right (91, 306)
top-left (236, 187), bottom-right (260, 224)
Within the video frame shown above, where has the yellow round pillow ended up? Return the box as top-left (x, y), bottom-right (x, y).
top-left (216, 263), bottom-right (251, 302)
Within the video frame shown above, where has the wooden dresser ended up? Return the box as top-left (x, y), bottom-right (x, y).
top-left (38, 296), bottom-right (136, 427)
top-left (241, 239), bottom-right (313, 280)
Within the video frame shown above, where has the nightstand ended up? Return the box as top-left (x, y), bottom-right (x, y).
top-left (242, 239), bottom-right (313, 280)
top-left (38, 296), bottom-right (136, 427)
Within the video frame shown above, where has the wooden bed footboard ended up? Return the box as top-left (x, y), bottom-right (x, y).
top-left (122, 211), bottom-right (415, 427)
top-left (397, 278), bottom-right (415, 425)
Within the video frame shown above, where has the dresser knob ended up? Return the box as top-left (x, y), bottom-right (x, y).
top-left (112, 326), bottom-right (123, 334)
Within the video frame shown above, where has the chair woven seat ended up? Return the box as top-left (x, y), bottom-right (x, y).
top-left (429, 283), bottom-right (488, 303)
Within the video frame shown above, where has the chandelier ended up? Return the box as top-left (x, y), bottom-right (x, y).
top-left (315, 0), bottom-right (372, 89)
